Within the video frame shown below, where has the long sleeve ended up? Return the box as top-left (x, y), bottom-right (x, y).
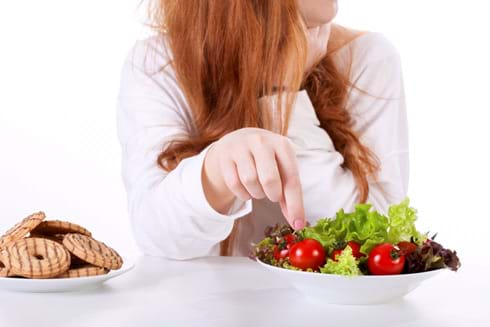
top-left (116, 38), bottom-right (252, 259)
top-left (285, 33), bottom-right (409, 221)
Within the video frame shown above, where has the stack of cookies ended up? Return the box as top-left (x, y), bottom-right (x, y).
top-left (0, 212), bottom-right (123, 279)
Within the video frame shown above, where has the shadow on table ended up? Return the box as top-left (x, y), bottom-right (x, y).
top-left (77, 255), bottom-right (191, 294)
top-left (192, 287), bottom-right (424, 327)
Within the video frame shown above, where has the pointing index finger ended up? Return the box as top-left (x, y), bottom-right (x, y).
top-left (274, 141), bottom-right (305, 230)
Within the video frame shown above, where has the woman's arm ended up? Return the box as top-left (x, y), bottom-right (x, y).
top-left (350, 34), bottom-right (409, 211)
top-left (288, 33), bottom-right (409, 220)
top-left (116, 39), bottom-right (252, 260)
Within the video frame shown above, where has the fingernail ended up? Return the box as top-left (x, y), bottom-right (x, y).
top-left (293, 219), bottom-right (304, 230)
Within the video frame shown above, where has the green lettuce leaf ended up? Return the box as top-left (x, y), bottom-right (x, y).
top-left (300, 218), bottom-right (337, 250)
top-left (386, 198), bottom-right (426, 244)
top-left (336, 204), bottom-right (389, 254)
top-left (319, 246), bottom-right (362, 276)
top-left (299, 198), bottom-right (425, 256)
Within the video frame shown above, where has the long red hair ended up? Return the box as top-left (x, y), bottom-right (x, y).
top-left (149, 0), bottom-right (379, 256)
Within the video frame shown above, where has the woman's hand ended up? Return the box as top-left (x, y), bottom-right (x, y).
top-left (304, 23), bottom-right (332, 73)
top-left (202, 128), bottom-right (306, 230)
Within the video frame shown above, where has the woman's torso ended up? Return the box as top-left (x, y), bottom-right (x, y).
top-left (129, 30), bottom-right (405, 257)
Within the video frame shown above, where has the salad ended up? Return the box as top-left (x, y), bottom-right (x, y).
top-left (250, 198), bottom-right (461, 276)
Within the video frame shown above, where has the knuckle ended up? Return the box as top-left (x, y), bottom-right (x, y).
top-left (241, 173), bottom-right (258, 186)
top-left (277, 136), bottom-right (293, 150)
top-left (247, 133), bottom-right (265, 147)
top-left (262, 176), bottom-right (280, 189)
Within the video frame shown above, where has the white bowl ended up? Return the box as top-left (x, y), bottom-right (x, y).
top-left (256, 258), bottom-right (442, 305)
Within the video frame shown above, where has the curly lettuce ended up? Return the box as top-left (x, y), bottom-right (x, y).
top-left (299, 198), bottom-right (426, 255)
top-left (319, 246), bottom-right (362, 276)
top-left (386, 198), bottom-right (426, 244)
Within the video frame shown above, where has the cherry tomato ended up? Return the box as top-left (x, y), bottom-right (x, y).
top-left (397, 241), bottom-right (417, 256)
top-left (331, 241), bottom-right (363, 261)
top-left (347, 241), bottom-right (363, 259)
top-left (289, 239), bottom-right (326, 270)
top-left (284, 234), bottom-right (296, 245)
top-left (273, 245), bottom-right (289, 261)
top-left (331, 248), bottom-right (343, 261)
top-left (368, 243), bottom-right (405, 275)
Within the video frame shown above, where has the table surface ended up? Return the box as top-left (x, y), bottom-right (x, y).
top-left (0, 256), bottom-right (488, 327)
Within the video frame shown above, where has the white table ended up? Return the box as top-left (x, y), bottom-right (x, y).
top-left (0, 256), bottom-right (488, 327)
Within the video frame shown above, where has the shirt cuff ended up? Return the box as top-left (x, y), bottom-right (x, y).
top-left (180, 142), bottom-right (253, 222)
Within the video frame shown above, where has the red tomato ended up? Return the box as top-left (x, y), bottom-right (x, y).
top-left (289, 239), bottom-right (326, 270)
top-left (331, 248), bottom-right (343, 261)
top-left (347, 241), bottom-right (363, 259)
top-left (273, 245), bottom-right (288, 261)
top-left (397, 241), bottom-right (417, 256)
top-left (284, 234), bottom-right (296, 245)
top-left (368, 243), bottom-right (405, 275)
top-left (331, 241), bottom-right (363, 261)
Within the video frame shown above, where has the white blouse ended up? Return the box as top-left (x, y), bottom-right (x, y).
top-left (116, 32), bottom-right (409, 259)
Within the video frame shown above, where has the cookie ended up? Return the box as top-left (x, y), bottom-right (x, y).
top-left (1, 237), bottom-right (71, 279)
top-left (0, 212), bottom-right (45, 248)
top-left (63, 233), bottom-right (123, 270)
top-left (0, 256), bottom-right (14, 277)
top-left (27, 234), bottom-right (89, 267)
top-left (0, 267), bottom-right (11, 277)
top-left (31, 220), bottom-right (92, 237)
top-left (57, 264), bottom-right (108, 278)
top-left (29, 233), bottom-right (65, 244)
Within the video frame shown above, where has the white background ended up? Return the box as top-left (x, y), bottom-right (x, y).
top-left (0, 1), bottom-right (488, 266)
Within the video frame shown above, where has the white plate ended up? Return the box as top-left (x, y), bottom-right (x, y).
top-left (256, 258), bottom-right (442, 305)
top-left (0, 257), bottom-right (135, 293)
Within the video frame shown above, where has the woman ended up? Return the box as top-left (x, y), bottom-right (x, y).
top-left (116, 0), bottom-right (408, 259)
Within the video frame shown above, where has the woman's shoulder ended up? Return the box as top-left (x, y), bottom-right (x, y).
top-left (329, 25), bottom-right (403, 97)
top-left (330, 25), bottom-right (401, 67)
top-left (124, 34), bottom-right (174, 74)
top-left (119, 34), bottom-right (189, 110)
